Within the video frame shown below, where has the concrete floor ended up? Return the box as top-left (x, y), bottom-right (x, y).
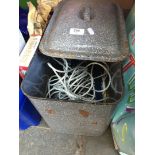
top-left (20, 119), bottom-right (118, 155)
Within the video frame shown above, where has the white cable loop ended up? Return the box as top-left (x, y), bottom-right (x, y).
top-left (46, 58), bottom-right (122, 103)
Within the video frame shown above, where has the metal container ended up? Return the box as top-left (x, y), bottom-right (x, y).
top-left (21, 0), bottom-right (129, 136)
top-left (22, 51), bottom-right (123, 136)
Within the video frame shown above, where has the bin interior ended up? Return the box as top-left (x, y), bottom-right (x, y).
top-left (22, 51), bottom-right (124, 105)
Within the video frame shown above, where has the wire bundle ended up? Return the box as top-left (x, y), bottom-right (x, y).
top-left (46, 58), bottom-right (121, 103)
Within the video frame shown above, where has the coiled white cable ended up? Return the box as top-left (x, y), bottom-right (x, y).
top-left (46, 58), bottom-right (121, 103)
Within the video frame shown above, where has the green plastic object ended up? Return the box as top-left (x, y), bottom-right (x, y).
top-left (111, 5), bottom-right (135, 155)
top-left (111, 29), bottom-right (135, 155)
top-left (19, 0), bottom-right (37, 9)
top-left (126, 4), bottom-right (135, 34)
top-left (112, 28), bottom-right (135, 122)
top-left (112, 113), bottom-right (135, 155)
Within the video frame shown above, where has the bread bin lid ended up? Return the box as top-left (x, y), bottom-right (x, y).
top-left (39, 0), bottom-right (129, 62)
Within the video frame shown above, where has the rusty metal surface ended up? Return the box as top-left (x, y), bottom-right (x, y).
top-left (39, 0), bottom-right (129, 62)
top-left (29, 98), bottom-right (115, 136)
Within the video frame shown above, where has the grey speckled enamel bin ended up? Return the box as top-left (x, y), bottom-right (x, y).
top-left (22, 0), bottom-right (129, 136)
top-left (21, 52), bottom-right (123, 136)
top-left (39, 0), bottom-right (129, 62)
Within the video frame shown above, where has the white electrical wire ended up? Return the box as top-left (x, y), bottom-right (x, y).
top-left (46, 58), bottom-right (122, 103)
